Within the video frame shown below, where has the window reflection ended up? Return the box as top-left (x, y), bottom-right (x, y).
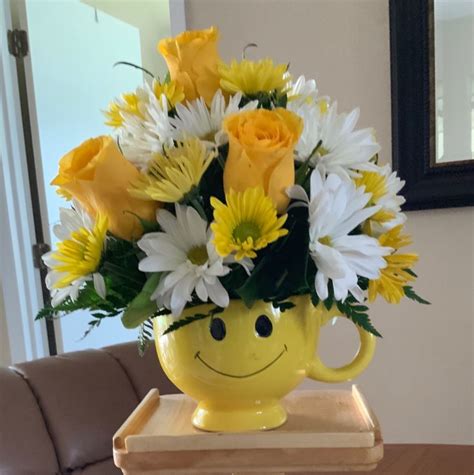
top-left (434, 0), bottom-right (474, 163)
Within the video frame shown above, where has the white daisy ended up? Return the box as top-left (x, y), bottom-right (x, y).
top-left (354, 164), bottom-right (407, 235)
top-left (314, 102), bottom-right (381, 179)
top-left (42, 206), bottom-right (107, 307)
top-left (119, 83), bottom-right (175, 170)
top-left (170, 90), bottom-right (258, 147)
top-left (287, 101), bottom-right (322, 162)
top-left (287, 75), bottom-right (319, 108)
top-left (287, 170), bottom-right (391, 302)
top-left (138, 205), bottom-right (231, 316)
top-left (380, 211), bottom-right (406, 233)
top-left (374, 165), bottom-right (406, 232)
top-left (374, 165), bottom-right (405, 212)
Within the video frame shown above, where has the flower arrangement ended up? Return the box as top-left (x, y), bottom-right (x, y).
top-left (37, 26), bottom-right (428, 351)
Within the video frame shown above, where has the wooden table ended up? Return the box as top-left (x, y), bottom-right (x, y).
top-left (371, 444), bottom-right (473, 474)
top-left (312, 444), bottom-right (474, 474)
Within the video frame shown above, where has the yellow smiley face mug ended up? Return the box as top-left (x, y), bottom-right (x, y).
top-left (154, 295), bottom-right (376, 432)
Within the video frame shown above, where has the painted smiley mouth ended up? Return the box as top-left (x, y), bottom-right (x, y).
top-left (194, 344), bottom-right (288, 379)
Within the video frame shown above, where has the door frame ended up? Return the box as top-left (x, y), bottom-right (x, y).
top-left (0, 0), bottom-right (51, 363)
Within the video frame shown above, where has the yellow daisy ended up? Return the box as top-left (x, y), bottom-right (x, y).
top-left (104, 92), bottom-right (142, 128)
top-left (129, 137), bottom-right (215, 203)
top-left (153, 79), bottom-right (185, 108)
top-left (210, 187), bottom-right (288, 260)
top-left (218, 58), bottom-right (289, 96)
top-left (49, 214), bottom-right (108, 289)
top-left (368, 225), bottom-right (419, 304)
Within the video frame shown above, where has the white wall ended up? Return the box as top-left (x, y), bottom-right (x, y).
top-left (185, 0), bottom-right (474, 444)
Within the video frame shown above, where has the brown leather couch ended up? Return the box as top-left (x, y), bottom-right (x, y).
top-left (0, 342), bottom-right (179, 475)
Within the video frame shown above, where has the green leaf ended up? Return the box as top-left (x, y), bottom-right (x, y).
top-left (36, 306), bottom-right (56, 321)
top-left (294, 159), bottom-right (311, 186)
top-left (349, 312), bottom-right (382, 338)
top-left (235, 256), bottom-right (270, 307)
top-left (121, 274), bottom-right (161, 329)
top-left (123, 211), bottom-right (160, 234)
top-left (36, 281), bottom-right (118, 322)
top-left (323, 281), bottom-right (334, 310)
top-left (276, 301), bottom-right (296, 312)
top-left (323, 296), bottom-right (333, 311)
top-left (272, 91), bottom-right (288, 108)
top-left (404, 268), bottom-right (418, 278)
top-left (266, 299), bottom-right (296, 312)
top-left (311, 290), bottom-right (320, 307)
top-left (162, 306), bottom-right (224, 335)
top-left (358, 276), bottom-right (369, 291)
top-left (294, 140), bottom-right (321, 187)
top-left (138, 319), bottom-right (154, 356)
top-left (162, 313), bottom-right (210, 335)
top-left (80, 319), bottom-right (101, 340)
top-left (238, 205), bottom-right (310, 304)
top-left (220, 265), bottom-right (249, 299)
top-left (241, 90), bottom-right (288, 110)
top-left (210, 306), bottom-right (225, 316)
top-left (36, 266), bottom-right (148, 340)
top-left (336, 298), bottom-right (382, 338)
top-left (102, 261), bottom-right (144, 288)
top-left (403, 286), bottom-right (430, 305)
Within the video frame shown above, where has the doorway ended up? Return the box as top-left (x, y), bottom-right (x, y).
top-left (3, 0), bottom-right (183, 357)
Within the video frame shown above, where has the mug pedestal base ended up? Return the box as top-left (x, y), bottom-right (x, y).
top-left (192, 400), bottom-right (287, 432)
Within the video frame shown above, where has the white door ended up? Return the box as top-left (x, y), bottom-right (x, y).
top-left (10, 0), bottom-right (183, 353)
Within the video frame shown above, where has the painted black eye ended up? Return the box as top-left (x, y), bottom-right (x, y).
top-left (210, 317), bottom-right (226, 341)
top-left (255, 315), bottom-right (273, 337)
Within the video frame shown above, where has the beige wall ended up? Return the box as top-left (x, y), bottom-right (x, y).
top-left (186, 0), bottom-right (474, 444)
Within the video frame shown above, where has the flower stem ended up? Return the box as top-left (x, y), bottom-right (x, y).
top-left (113, 61), bottom-right (155, 79)
top-left (309, 139), bottom-right (323, 160)
top-left (192, 198), bottom-right (208, 221)
top-left (216, 154), bottom-right (226, 170)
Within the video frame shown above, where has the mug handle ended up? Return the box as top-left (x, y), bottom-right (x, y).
top-left (307, 306), bottom-right (376, 383)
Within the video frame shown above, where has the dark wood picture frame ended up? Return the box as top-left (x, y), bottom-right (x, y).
top-left (389, 0), bottom-right (474, 210)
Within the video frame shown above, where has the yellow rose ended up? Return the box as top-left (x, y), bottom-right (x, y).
top-left (51, 136), bottom-right (158, 241)
top-left (223, 108), bottom-right (303, 213)
top-left (158, 26), bottom-right (221, 106)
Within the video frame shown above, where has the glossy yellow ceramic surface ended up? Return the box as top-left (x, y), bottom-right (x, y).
top-left (153, 295), bottom-right (376, 432)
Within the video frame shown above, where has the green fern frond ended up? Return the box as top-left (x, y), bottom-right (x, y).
top-left (336, 299), bottom-right (382, 338)
top-left (403, 286), bottom-right (430, 304)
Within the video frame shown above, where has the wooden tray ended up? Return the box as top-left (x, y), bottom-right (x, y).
top-left (113, 386), bottom-right (383, 474)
